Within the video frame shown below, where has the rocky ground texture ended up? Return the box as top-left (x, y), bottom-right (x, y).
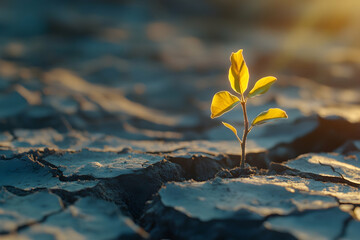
top-left (1, 0), bottom-right (360, 239)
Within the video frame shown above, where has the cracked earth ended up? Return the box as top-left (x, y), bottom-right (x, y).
top-left (1, 0), bottom-right (360, 239)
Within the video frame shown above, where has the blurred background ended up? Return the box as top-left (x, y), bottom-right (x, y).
top-left (0, 0), bottom-right (359, 144)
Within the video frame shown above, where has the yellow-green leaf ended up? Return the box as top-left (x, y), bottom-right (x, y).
top-left (222, 122), bottom-right (238, 136)
top-left (248, 76), bottom-right (277, 98)
top-left (228, 49), bottom-right (249, 95)
top-left (210, 91), bottom-right (240, 119)
top-left (251, 108), bottom-right (288, 126)
top-left (222, 122), bottom-right (241, 143)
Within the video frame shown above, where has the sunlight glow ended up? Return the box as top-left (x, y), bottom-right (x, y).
top-left (271, 0), bottom-right (360, 77)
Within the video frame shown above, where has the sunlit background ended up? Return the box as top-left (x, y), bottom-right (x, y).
top-left (0, 0), bottom-right (359, 143)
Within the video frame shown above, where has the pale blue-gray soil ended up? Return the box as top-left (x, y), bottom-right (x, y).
top-left (0, 1), bottom-right (360, 239)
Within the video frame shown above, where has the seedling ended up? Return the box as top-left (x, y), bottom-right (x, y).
top-left (210, 49), bottom-right (288, 169)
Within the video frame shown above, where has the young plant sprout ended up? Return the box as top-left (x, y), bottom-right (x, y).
top-left (210, 49), bottom-right (288, 169)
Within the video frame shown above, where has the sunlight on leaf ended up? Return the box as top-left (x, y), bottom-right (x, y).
top-left (222, 121), bottom-right (241, 143)
top-left (248, 76), bottom-right (277, 98)
top-left (252, 108), bottom-right (288, 126)
top-left (222, 122), bottom-right (238, 136)
top-left (228, 49), bottom-right (249, 95)
top-left (210, 91), bottom-right (240, 118)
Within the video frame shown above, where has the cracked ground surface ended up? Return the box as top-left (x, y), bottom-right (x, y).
top-left (1, 0), bottom-right (360, 239)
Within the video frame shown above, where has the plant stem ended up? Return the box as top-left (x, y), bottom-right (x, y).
top-left (240, 100), bottom-right (249, 169)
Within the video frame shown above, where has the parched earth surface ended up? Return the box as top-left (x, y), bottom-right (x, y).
top-left (1, 0), bottom-right (360, 239)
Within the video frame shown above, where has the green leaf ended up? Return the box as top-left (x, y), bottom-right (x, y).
top-left (228, 49), bottom-right (249, 95)
top-left (248, 76), bottom-right (277, 98)
top-left (251, 108), bottom-right (288, 126)
top-left (210, 91), bottom-right (240, 119)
